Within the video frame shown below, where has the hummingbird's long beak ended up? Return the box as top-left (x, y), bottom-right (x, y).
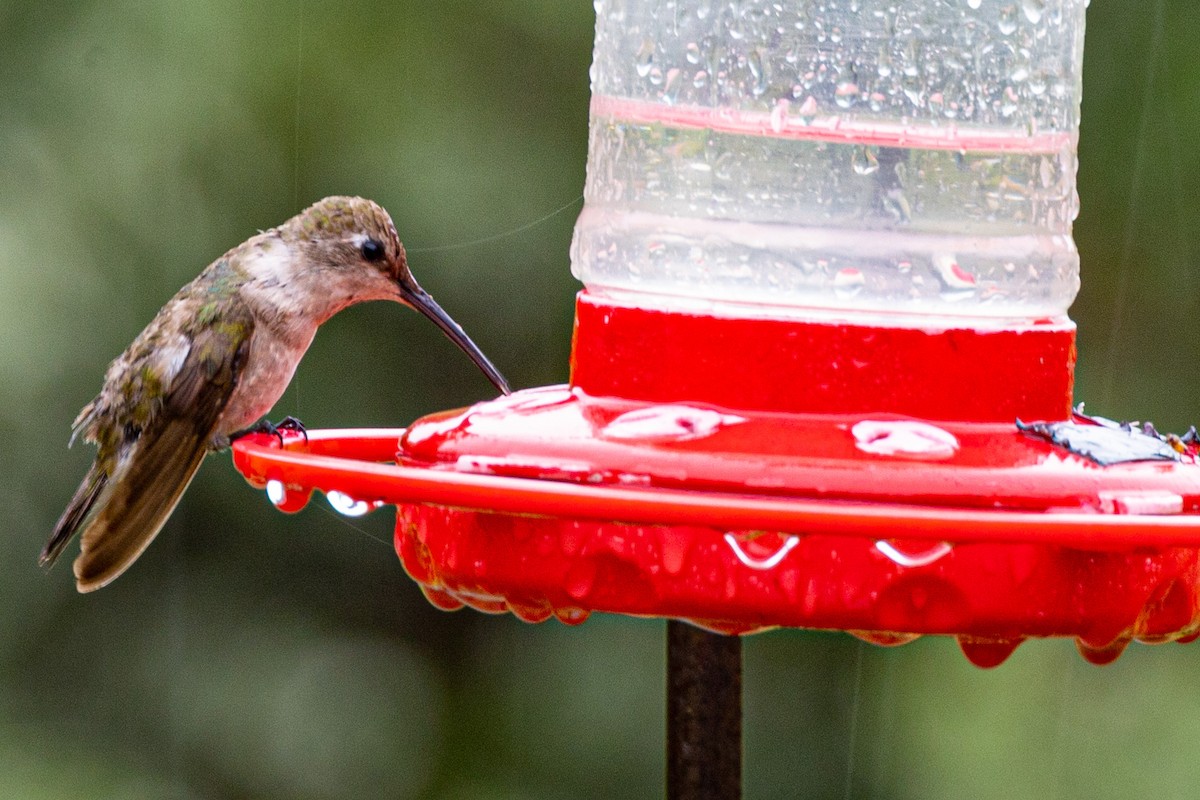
top-left (398, 279), bottom-right (511, 395)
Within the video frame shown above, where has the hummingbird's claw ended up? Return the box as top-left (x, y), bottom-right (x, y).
top-left (274, 416), bottom-right (309, 443)
top-left (230, 416), bottom-right (308, 446)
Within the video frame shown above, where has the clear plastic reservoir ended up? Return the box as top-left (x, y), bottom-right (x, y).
top-left (571, 0), bottom-right (1088, 322)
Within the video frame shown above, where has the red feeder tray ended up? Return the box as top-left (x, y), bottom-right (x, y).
top-left (232, 292), bottom-right (1200, 668)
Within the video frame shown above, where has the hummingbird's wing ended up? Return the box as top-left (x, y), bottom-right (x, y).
top-left (60, 305), bottom-right (255, 592)
top-left (40, 463), bottom-right (107, 568)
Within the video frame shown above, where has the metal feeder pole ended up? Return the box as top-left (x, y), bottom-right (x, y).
top-left (667, 620), bottom-right (743, 800)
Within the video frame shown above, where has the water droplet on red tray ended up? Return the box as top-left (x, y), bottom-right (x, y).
top-left (508, 599), bottom-right (554, 624)
top-left (265, 479), bottom-right (312, 513)
top-left (957, 636), bottom-right (1024, 668)
top-left (565, 561), bottom-right (597, 601)
top-left (1137, 579), bottom-right (1195, 639)
top-left (848, 630), bottom-right (921, 647)
top-left (600, 404), bottom-right (744, 442)
top-left (420, 584), bottom-right (465, 611)
top-left (1075, 636), bottom-right (1129, 665)
top-left (554, 607), bottom-right (591, 625)
top-left (660, 528), bottom-right (692, 575)
top-left (458, 592), bottom-right (508, 614)
top-left (326, 490), bottom-right (381, 517)
top-left (876, 576), bottom-right (968, 632)
top-left (875, 539), bottom-right (953, 567)
top-left (724, 532), bottom-right (800, 570)
top-left (852, 420), bottom-right (959, 459)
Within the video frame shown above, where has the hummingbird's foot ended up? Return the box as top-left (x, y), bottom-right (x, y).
top-left (229, 416), bottom-right (308, 446)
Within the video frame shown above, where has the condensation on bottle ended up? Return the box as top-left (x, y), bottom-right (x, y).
top-left (571, 0), bottom-right (1089, 325)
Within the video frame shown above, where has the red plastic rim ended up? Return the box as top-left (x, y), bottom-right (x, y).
top-left (232, 413), bottom-right (1200, 667)
top-left (231, 425), bottom-right (1200, 550)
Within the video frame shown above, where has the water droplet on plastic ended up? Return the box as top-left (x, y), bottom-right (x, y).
top-left (958, 636), bottom-right (1024, 668)
top-left (851, 146), bottom-right (879, 176)
top-left (875, 540), bottom-right (954, 567)
top-left (724, 533), bottom-right (800, 571)
top-left (966, 0), bottom-right (982, 8)
top-left (833, 268), bottom-right (865, 298)
top-left (933, 253), bottom-right (977, 295)
top-left (565, 561), bottom-right (597, 601)
top-left (852, 420), bottom-right (959, 459)
top-left (834, 81), bottom-right (859, 109)
top-left (420, 584), bottom-right (466, 611)
top-left (635, 38), bottom-right (655, 78)
top-left (685, 42), bottom-right (702, 64)
top-left (796, 94), bottom-right (819, 122)
top-left (1076, 636), bottom-right (1129, 665)
top-left (508, 599), bottom-right (553, 624)
top-left (1021, 0), bottom-right (1045, 24)
top-left (660, 529), bottom-right (691, 575)
top-left (998, 5), bottom-right (1018, 35)
top-left (692, 70), bottom-right (709, 89)
top-left (265, 479), bottom-right (311, 512)
top-left (748, 49), bottom-right (768, 96)
top-left (326, 490), bottom-right (378, 517)
top-left (849, 630), bottom-right (921, 647)
top-left (769, 99), bottom-right (789, 133)
top-left (601, 405), bottom-right (744, 443)
top-left (554, 606), bottom-right (591, 626)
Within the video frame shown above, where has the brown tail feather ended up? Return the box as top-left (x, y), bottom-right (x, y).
top-left (41, 466), bottom-right (107, 568)
top-left (72, 418), bottom-right (210, 593)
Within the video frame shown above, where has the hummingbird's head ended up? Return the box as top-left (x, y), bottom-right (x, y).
top-left (286, 195), bottom-right (409, 285)
top-left (284, 196), bottom-right (510, 394)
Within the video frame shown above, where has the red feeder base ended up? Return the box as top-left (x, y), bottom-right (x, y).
top-left (230, 293), bottom-right (1200, 667)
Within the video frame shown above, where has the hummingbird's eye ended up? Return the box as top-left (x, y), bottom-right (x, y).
top-left (360, 238), bottom-right (386, 262)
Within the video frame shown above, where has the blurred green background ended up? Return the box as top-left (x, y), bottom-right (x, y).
top-left (2, 1), bottom-right (1198, 798)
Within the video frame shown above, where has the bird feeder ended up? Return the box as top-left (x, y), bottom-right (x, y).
top-left (233, 0), bottom-right (1200, 793)
top-left (234, 0), bottom-right (1200, 667)
top-left (233, 4), bottom-right (1200, 790)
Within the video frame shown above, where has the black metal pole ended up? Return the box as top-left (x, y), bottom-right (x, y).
top-left (666, 620), bottom-right (743, 800)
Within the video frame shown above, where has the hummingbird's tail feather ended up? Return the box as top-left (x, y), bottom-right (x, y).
top-left (41, 465), bottom-right (108, 569)
top-left (72, 419), bottom-right (211, 593)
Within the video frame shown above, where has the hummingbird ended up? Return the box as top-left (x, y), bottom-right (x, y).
top-left (41, 196), bottom-right (510, 592)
